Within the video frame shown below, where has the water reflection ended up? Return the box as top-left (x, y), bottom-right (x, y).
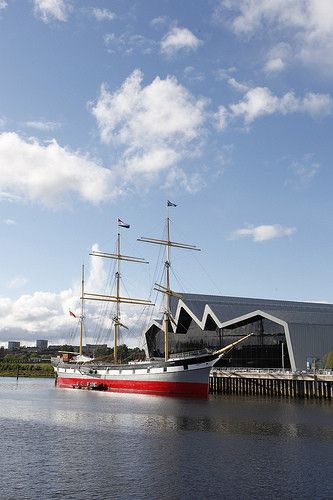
top-left (1, 378), bottom-right (332, 442)
top-left (1, 378), bottom-right (333, 500)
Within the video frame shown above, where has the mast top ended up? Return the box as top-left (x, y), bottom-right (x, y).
top-left (138, 208), bottom-right (200, 362)
top-left (91, 217), bottom-right (149, 263)
top-left (85, 218), bottom-right (154, 364)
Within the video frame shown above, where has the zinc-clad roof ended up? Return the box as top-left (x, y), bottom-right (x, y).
top-left (174, 293), bottom-right (333, 325)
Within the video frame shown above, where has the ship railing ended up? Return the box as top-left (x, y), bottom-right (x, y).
top-left (211, 367), bottom-right (333, 376)
top-left (169, 348), bottom-right (211, 360)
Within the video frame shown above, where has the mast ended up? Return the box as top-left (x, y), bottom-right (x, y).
top-left (79, 264), bottom-right (84, 356)
top-left (138, 203), bottom-right (200, 362)
top-left (164, 218), bottom-right (170, 362)
top-left (84, 220), bottom-right (154, 364)
top-left (114, 233), bottom-right (121, 364)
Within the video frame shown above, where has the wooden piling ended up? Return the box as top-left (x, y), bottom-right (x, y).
top-left (209, 369), bottom-right (333, 400)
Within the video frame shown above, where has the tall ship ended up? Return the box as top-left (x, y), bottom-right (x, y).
top-left (52, 204), bottom-right (252, 397)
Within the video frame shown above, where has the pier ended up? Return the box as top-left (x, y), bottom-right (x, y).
top-left (209, 369), bottom-right (333, 399)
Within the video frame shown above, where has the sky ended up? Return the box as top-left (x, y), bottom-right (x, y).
top-left (1, 0), bottom-right (333, 347)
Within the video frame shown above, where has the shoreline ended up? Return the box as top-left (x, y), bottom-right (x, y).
top-left (0, 373), bottom-right (55, 378)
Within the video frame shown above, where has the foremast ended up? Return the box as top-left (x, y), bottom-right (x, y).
top-left (83, 222), bottom-right (154, 364)
top-left (138, 203), bottom-right (201, 362)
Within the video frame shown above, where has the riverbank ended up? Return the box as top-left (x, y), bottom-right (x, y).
top-left (0, 362), bottom-right (54, 378)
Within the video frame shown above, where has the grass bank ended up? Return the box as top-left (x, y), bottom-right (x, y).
top-left (0, 362), bottom-right (55, 378)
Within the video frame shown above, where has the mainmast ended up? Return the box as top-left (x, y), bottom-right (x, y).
top-left (138, 202), bottom-right (200, 362)
top-left (79, 264), bottom-right (85, 356)
top-left (84, 220), bottom-right (154, 364)
top-left (165, 217), bottom-right (171, 364)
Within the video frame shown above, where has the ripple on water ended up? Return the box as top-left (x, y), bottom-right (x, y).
top-left (0, 377), bottom-right (332, 500)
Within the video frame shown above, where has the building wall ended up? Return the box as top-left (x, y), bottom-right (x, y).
top-left (146, 295), bottom-right (333, 370)
top-left (8, 341), bottom-right (20, 351)
top-left (289, 323), bottom-right (333, 370)
top-left (36, 340), bottom-right (48, 350)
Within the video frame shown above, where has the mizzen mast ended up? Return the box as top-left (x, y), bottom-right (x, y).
top-left (138, 201), bottom-right (200, 362)
top-left (84, 219), bottom-right (154, 364)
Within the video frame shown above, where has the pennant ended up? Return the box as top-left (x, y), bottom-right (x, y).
top-left (167, 200), bottom-right (177, 207)
top-left (117, 218), bottom-right (130, 228)
top-left (69, 310), bottom-right (77, 318)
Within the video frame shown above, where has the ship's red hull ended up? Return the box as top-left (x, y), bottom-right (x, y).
top-left (56, 376), bottom-right (209, 397)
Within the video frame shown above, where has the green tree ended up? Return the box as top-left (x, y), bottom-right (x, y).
top-left (323, 351), bottom-right (333, 369)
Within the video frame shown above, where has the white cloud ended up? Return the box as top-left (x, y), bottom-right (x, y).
top-left (229, 87), bottom-right (282, 122)
top-left (0, 289), bottom-right (74, 337)
top-left (229, 86), bottom-right (333, 123)
top-left (151, 16), bottom-right (169, 28)
top-left (92, 8), bottom-right (115, 21)
top-left (215, 71), bottom-right (250, 92)
top-left (33, 0), bottom-right (71, 23)
top-left (163, 167), bottom-right (204, 194)
top-left (0, 1), bottom-right (7, 11)
top-left (263, 43), bottom-right (291, 73)
top-left (0, 191), bottom-right (21, 202)
top-left (91, 70), bottom-right (206, 146)
top-left (227, 77), bottom-right (249, 93)
top-left (104, 33), bottom-right (155, 55)
top-left (264, 58), bottom-right (285, 73)
top-left (0, 256), bottom-right (101, 342)
top-left (214, 74), bottom-right (295, 128)
top-left (231, 224), bottom-right (296, 242)
top-left (2, 218), bottom-right (16, 225)
top-left (0, 72), bottom-right (209, 207)
top-left (24, 120), bottom-right (61, 131)
top-left (161, 26), bottom-right (202, 56)
top-left (220, 0), bottom-right (305, 35)
top-left (0, 67), bottom-right (210, 207)
top-left (214, 144), bottom-right (234, 176)
top-left (123, 148), bottom-right (180, 177)
top-left (0, 132), bottom-right (117, 207)
top-left (183, 66), bottom-right (205, 82)
top-left (220, 0), bottom-right (333, 75)
top-left (0, 251), bottom-right (148, 345)
top-left (215, 67), bottom-right (237, 80)
top-left (214, 105), bottom-right (229, 130)
top-left (90, 70), bottom-right (207, 192)
top-left (301, 92), bottom-right (333, 115)
top-left (85, 244), bottom-right (107, 293)
top-left (8, 277), bottom-right (29, 289)
top-left (287, 155), bottom-right (320, 189)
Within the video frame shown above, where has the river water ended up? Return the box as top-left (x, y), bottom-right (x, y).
top-left (0, 377), bottom-right (332, 500)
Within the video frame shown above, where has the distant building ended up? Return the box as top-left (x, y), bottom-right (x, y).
top-left (8, 341), bottom-right (20, 351)
top-left (36, 339), bottom-right (48, 350)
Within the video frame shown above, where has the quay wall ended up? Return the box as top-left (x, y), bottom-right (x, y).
top-left (209, 369), bottom-right (333, 400)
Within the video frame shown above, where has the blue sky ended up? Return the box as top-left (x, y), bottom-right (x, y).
top-left (1, 0), bottom-right (333, 346)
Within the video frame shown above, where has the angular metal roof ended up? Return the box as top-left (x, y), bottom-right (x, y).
top-left (171, 293), bottom-right (333, 325)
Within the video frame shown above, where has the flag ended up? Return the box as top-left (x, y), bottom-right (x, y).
top-left (117, 218), bottom-right (130, 228)
top-left (167, 200), bottom-right (177, 207)
top-left (69, 310), bottom-right (77, 318)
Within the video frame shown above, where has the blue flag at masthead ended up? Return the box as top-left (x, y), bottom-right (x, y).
top-left (118, 218), bottom-right (130, 228)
